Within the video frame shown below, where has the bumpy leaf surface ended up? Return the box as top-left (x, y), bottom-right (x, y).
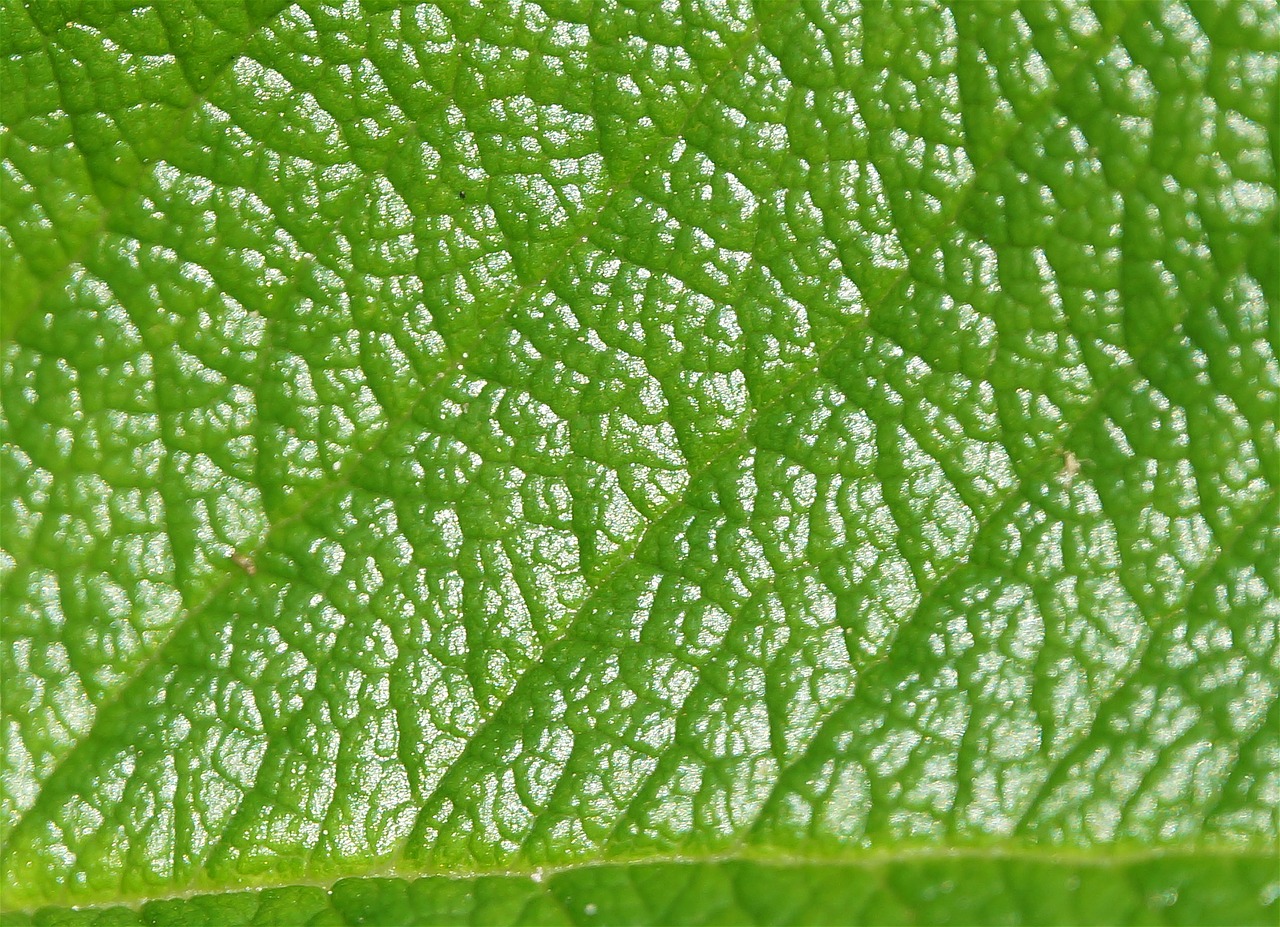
top-left (1, 0), bottom-right (1278, 924)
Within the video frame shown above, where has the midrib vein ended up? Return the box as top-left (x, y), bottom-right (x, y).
top-left (6, 840), bottom-right (1277, 915)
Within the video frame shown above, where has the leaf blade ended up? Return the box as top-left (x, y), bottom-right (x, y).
top-left (2, 0), bottom-right (1277, 922)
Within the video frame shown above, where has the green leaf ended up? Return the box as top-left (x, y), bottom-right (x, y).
top-left (2, 0), bottom-right (1277, 924)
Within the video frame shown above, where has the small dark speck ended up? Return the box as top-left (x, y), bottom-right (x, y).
top-left (458, 191), bottom-right (466, 200)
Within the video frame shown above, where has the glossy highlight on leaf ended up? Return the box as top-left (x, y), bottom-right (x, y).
top-left (1, 0), bottom-right (1277, 924)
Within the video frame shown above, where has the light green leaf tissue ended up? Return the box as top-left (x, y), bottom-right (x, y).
top-left (1, 0), bottom-right (1277, 924)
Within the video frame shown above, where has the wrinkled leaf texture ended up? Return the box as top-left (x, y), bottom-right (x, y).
top-left (1, 0), bottom-right (1278, 924)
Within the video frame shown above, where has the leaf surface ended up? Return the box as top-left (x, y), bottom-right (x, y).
top-left (1, 0), bottom-right (1278, 924)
